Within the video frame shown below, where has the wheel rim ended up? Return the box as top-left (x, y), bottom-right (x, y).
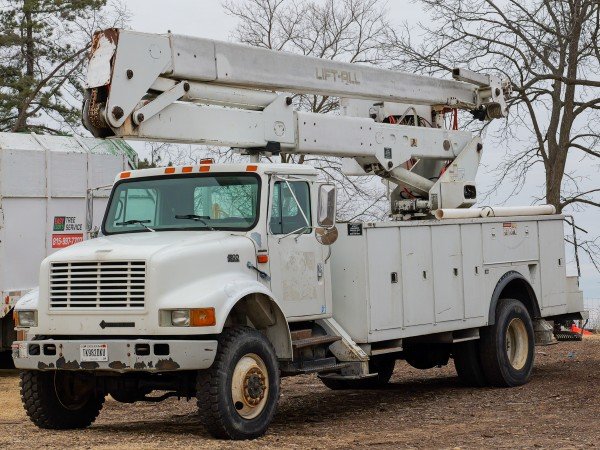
top-left (231, 353), bottom-right (269, 419)
top-left (506, 318), bottom-right (529, 370)
top-left (54, 372), bottom-right (93, 411)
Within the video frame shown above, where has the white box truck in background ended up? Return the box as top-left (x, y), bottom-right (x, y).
top-left (0, 132), bottom-right (136, 367)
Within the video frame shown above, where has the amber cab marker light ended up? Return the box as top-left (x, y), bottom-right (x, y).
top-left (199, 158), bottom-right (214, 164)
top-left (199, 165), bottom-right (210, 172)
top-left (182, 166), bottom-right (193, 173)
top-left (120, 171), bottom-right (131, 179)
top-left (190, 308), bottom-right (216, 327)
top-left (164, 167), bottom-right (176, 174)
top-left (246, 164), bottom-right (258, 172)
top-left (257, 254), bottom-right (269, 264)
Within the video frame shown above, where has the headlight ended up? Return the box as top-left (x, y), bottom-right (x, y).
top-left (167, 308), bottom-right (216, 327)
top-left (15, 310), bottom-right (37, 328)
top-left (171, 310), bottom-right (190, 327)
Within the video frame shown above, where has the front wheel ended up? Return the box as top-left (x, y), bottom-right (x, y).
top-left (196, 327), bottom-right (280, 440)
top-left (479, 298), bottom-right (535, 387)
top-left (20, 370), bottom-right (104, 429)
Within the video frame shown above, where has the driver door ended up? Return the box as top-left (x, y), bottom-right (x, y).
top-left (266, 178), bottom-right (327, 318)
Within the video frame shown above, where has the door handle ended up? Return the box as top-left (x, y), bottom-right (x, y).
top-left (317, 263), bottom-right (324, 280)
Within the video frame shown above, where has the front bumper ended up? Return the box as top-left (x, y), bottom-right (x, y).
top-left (12, 338), bottom-right (218, 373)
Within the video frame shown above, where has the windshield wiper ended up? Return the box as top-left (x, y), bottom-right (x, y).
top-left (115, 219), bottom-right (155, 232)
top-left (174, 214), bottom-right (216, 231)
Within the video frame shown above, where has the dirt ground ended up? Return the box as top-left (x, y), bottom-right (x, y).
top-left (1, 337), bottom-right (598, 449)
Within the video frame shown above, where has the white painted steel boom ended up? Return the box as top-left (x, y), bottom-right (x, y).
top-left (83, 28), bottom-right (512, 212)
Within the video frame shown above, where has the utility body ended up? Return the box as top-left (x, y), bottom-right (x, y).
top-left (13, 29), bottom-right (585, 439)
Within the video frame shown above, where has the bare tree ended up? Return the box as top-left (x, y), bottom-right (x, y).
top-left (223, 0), bottom-right (394, 221)
top-left (388, 0), bottom-right (599, 210)
top-left (388, 0), bottom-right (599, 266)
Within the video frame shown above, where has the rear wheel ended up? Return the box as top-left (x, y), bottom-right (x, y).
top-left (20, 370), bottom-right (104, 429)
top-left (319, 356), bottom-right (395, 390)
top-left (196, 327), bottom-right (280, 440)
top-left (479, 298), bottom-right (535, 387)
top-left (453, 340), bottom-right (487, 387)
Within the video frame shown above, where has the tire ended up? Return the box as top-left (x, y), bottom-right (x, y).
top-left (453, 340), bottom-right (487, 387)
top-left (196, 327), bottom-right (280, 440)
top-left (20, 370), bottom-right (104, 429)
top-left (479, 298), bottom-right (535, 387)
top-left (319, 356), bottom-right (395, 390)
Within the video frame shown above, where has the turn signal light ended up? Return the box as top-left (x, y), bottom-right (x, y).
top-left (257, 254), bottom-right (269, 264)
top-left (190, 308), bottom-right (216, 327)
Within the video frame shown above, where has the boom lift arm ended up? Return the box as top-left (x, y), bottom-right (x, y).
top-left (83, 29), bottom-right (512, 216)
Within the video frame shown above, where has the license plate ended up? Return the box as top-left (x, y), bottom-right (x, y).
top-left (80, 344), bottom-right (108, 362)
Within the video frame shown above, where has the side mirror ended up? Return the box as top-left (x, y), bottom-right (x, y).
top-left (317, 183), bottom-right (336, 229)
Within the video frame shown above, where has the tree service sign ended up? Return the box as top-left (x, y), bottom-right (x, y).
top-left (52, 216), bottom-right (84, 248)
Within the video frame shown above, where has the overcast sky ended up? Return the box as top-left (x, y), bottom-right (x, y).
top-left (123, 0), bottom-right (599, 298)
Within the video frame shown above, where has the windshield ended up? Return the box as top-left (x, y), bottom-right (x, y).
top-left (103, 173), bottom-right (260, 234)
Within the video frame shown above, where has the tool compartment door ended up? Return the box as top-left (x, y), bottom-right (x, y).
top-left (401, 227), bottom-right (434, 327)
top-left (367, 227), bottom-right (403, 331)
top-left (538, 220), bottom-right (567, 309)
top-left (432, 225), bottom-right (464, 322)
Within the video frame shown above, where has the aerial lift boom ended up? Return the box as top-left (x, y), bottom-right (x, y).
top-left (84, 29), bottom-right (512, 215)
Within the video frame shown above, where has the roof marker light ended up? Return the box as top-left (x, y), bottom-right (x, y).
top-left (200, 158), bottom-right (214, 164)
top-left (120, 171), bottom-right (131, 179)
top-left (200, 165), bottom-right (210, 172)
top-left (182, 166), bottom-right (193, 173)
top-left (164, 167), bottom-right (176, 174)
top-left (246, 165), bottom-right (258, 172)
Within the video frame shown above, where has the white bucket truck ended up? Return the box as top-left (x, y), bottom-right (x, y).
top-left (12, 29), bottom-right (585, 439)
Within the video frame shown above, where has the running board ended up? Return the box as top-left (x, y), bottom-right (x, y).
top-left (280, 357), bottom-right (352, 375)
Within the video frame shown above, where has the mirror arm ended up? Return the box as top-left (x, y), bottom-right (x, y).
top-left (324, 245), bottom-right (332, 263)
top-left (278, 226), bottom-right (313, 243)
top-left (283, 180), bottom-right (311, 227)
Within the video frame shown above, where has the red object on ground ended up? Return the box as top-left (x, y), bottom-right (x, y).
top-left (570, 324), bottom-right (593, 335)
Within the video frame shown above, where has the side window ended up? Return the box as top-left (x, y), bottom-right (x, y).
top-left (110, 188), bottom-right (158, 229)
top-left (269, 181), bottom-right (311, 234)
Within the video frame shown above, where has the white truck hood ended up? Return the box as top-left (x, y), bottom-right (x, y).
top-left (31, 230), bottom-right (262, 335)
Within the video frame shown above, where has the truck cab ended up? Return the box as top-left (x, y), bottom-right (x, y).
top-left (13, 162), bottom-right (343, 438)
top-left (14, 162), bottom-right (337, 362)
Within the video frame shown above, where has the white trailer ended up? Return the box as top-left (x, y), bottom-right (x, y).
top-left (12, 29), bottom-right (585, 439)
top-left (0, 132), bottom-right (136, 365)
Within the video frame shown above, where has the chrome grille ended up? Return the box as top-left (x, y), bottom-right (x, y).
top-left (50, 261), bottom-right (145, 309)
